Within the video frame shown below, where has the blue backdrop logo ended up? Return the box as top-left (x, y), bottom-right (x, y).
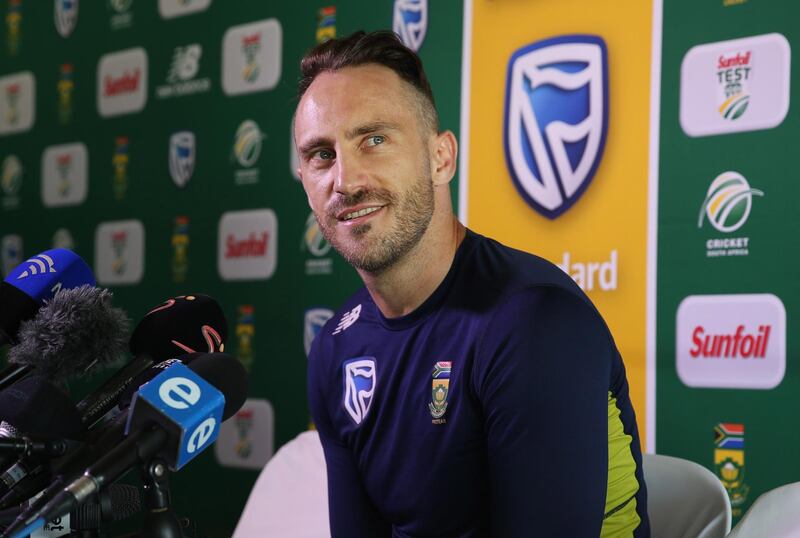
top-left (504, 35), bottom-right (609, 219)
top-left (393, 0), bottom-right (427, 52)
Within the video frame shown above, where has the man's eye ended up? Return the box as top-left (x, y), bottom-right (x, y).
top-left (314, 149), bottom-right (334, 160)
top-left (365, 135), bottom-right (385, 147)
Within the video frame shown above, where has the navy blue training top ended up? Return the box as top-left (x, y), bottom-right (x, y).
top-left (308, 229), bottom-right (649, 537)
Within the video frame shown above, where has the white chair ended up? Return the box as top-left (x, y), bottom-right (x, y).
top-left (233, 430), bottom-right (330, 538)
top-left (726, 481), bottom-right (800, 538)
top-left (644, 453), bottom-right (732, 538)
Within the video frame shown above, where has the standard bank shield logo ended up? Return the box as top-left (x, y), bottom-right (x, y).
top-left (343, 358), bottom-right (376, 425)
top-left (55, 0), bottom-right (78, 38)
top-left (393, 0), bottom-right (427, 52)
top-left (504, 35), bottom-right (609, 219)
top-left (169, 131), bottom-right (195, 188)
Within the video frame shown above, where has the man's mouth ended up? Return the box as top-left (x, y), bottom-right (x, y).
top-left (338, 205), bottom-right (385, 222)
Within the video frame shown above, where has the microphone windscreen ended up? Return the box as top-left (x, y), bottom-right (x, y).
top-left (0, 375), bottom-right (86, 440)
top-left (187, 353), bottom-right (248, 421)
top-left (7, 286), bottom-right (130, 382)
top-left (129, 294), bottom-right (228, 361)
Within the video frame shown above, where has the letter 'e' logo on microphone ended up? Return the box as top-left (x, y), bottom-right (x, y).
top-left (159, 377), bottom-right (201, 409)
top-left (187, 417), bottom-right (217, 453)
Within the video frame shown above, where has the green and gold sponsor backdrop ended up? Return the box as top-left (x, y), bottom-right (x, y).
top-left (0, 1), bottom-right (462, 535)
top-left (656, 0), bottom-right (799, 523)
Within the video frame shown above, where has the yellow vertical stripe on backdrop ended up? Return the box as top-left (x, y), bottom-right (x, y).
top-left (467, 0), bottom-right (652, 447)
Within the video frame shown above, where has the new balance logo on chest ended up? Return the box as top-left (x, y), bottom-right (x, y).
top-left (333, 303), bottom-right (361, 335)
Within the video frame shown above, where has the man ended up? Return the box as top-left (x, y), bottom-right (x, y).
top-left (295, 30), bottom-right (649, 537)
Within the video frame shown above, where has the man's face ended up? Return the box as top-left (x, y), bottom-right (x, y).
top-left (294, 64), bottom-right (435, 273)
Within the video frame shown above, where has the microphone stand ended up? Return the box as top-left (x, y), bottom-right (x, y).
top-left (140, 459), bottom-right (182, 538)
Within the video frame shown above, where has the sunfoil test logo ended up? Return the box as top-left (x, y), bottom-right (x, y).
top-left (504, 35), bottom-right (608, 219)
top-left (698, 171), bottom-right (762, 258)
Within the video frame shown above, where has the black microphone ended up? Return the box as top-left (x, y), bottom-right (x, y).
top-left (77, 293), bottom-right (228, 429)
top-left (0, 249), bottom-right (95, 349)
top-left (0, 286), bottom-right (129, 504)
top-left (6, 354), bottom-right (248, 537)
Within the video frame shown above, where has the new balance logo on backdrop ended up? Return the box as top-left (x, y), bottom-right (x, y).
top-left (158, 0), bottom-right (211, 19)
top-left (504, 35), bottom-right (609, 219)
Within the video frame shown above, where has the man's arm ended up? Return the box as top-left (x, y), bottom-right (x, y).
top-left (308, 344), bottom-right (391, 537)
top-left (475, 287), bottom-right (612, 537)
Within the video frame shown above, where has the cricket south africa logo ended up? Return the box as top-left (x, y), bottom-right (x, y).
top-left (504, 35), bottom-right (609, 219)
top-left (343, 357), bottom-right (376, 425)
top-left (698, 171), bottom-right (763, 233)
top-left (393, 0), bottom-right (427, 52)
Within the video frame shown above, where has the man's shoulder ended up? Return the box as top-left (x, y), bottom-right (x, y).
top-left (463, 230), bottom-right (588, 301)
top-left (307, 286), bottom-right (373, 362)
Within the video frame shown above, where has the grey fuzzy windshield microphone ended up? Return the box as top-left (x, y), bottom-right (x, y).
top-left (6, 285), bottom-right (130, 382)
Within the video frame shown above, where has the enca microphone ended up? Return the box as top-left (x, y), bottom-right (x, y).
top-left (8, 352), bottom-right (226, 511)
top-left (77, 293), bottom-right (228, 429)
top-left (8, 354), bottom-right (248, 537)
top-left (0, 249), bottom-right (94, 349)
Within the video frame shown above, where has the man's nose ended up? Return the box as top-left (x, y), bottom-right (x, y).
top-left (333, 151), bottom-right (368, 196)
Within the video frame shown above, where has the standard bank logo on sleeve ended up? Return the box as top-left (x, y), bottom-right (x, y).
top-left (680, 33), bottom-right (790, 137)
top-left (504, 35), bottom-right (608, 219)
top-left (343, 357), bottom-right (376, 425)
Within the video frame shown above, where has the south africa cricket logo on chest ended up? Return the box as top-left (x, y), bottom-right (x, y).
top-left (429, 361), bottom-right (452, 423)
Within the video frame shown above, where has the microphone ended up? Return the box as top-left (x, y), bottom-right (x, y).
top-left (77, 293), bottom-right (228, 429)
top-left (0, 249), bottom-right (94, 348)
top-left (7, 354), bottom-right (247, 537)
top-left (3, 285), bottom-right (130, 390)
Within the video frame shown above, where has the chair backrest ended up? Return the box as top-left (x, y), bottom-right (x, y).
top-left (233, 430), bottom-right (330, 538)
top-left (643, 453), bottom-right (732, 538)
top-left (727, 481), bottom-right (800, 538)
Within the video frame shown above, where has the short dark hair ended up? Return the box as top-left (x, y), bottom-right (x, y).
top-left (297, 30), bottom-right (439, 133)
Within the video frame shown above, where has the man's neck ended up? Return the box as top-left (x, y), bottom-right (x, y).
top-left (359, 216), bottom-right (465, 319)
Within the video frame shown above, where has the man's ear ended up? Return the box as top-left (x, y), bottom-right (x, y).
top-left (430, 130), bottom-right (458, 187)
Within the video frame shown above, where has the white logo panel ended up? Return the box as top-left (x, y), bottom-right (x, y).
top-left (222, 19), bottom-right (282, 95)
top-left (676, 294), bottom-right (786, 389)
top-left (217, 209), bottom-right (277, 281)
top-left (97, 48), bottom-right (148, 118)
top-left (41, 142), bottom-right (88, 207)
top-left (215, 398), bottom-right (275, 470)
top-left (158, 0), bottom-right (211, 19)
top-left (94, 220), bottom-right (145, 285)
top-left (681, 33), bottom-right (791, 137)
top-left (0, 72), bottom-right (36, 135)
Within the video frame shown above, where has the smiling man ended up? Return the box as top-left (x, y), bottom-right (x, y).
top-left (294, 31), bottom-right (649, 537)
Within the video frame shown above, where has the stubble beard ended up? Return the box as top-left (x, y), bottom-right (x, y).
top-left (316, 168), bottom-right (435, 274)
